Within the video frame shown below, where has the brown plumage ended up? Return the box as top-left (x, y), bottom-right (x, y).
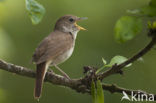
top-left (32, 15), bottom-right (87, 99)
top-left (32, 30), bottom-right (74, 64)
top-left (33, 31), bottom-right (73, 99)
top-left (34, 62), bottom-right (46, 99)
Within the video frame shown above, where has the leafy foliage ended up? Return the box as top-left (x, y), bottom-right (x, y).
top-left (140, 0), bottom-right (156, 17)
top-left (102, 58), bottom-right (107, 65)
top-left (115, 0), bottom-right (156, 43)
top-left (114, 16), bottom-right (142, 43)
top-left (148, 21), bottom-right (156, 29)
top-left (25, 0), bottom-right (45, 25)
top-left (96, 56), bottom-right (132, 74)
top-left (91, 81), bottom-right (97, 103)
top-left (106, 55), bottom-right (132, 67)
top-left (96, 58), bottom-right (107, 74)
top-left (97, 80), bottom-right (104, 103)
top-left (140, 6), bottom-right (156, 17)
top-left (91, 80), bottom-right (104, 103)
top-left (127, 0), bottom-right (156, 17)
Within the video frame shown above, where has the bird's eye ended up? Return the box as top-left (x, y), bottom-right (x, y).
top-left (69, 18), bottom-right (74, 22)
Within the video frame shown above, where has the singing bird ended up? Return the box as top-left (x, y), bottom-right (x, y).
top-left (32, 15), bottom-right (87, 99)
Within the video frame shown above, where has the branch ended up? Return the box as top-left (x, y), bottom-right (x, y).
top-left (1, 59), bottom-right (156, 100)
top-left (0, 36), bottom-right (156, 101)
top-left (99, 36), bottom-right (156, 80)
top-left (0, 59), bottom-right (89, 93)
top-left (102, 83), bottom-right (156, 100)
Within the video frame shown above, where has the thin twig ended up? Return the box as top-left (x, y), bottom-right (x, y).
top-left (99, 37), bottom-right (156, 80)
top-left (0, 37), bottom-right (156, 101)
top-left (102, 83), bottom-right (156, 100)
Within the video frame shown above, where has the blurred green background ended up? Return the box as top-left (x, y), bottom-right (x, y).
top-left (0, 0), bottom-right (156, 103)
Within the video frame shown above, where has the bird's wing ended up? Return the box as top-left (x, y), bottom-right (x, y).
top-left (32, 31), bottom-right (73, 64)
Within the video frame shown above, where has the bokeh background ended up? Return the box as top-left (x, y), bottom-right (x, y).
top-left (0, 0), bottom-right (155, 103)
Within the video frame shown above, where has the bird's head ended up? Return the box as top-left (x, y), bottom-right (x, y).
top-left (54, 15), bottom-right (87, 35)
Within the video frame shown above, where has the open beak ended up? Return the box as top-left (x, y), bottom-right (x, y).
top-left (75, 17), bottom-right (88, 30)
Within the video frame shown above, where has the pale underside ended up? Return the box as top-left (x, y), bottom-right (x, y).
top-left (32, 30), bottom-right (76, 65)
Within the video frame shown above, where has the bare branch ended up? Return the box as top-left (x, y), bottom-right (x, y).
top-left (102, 83), bottom-right (156, 100)
top-left (0, 59), bottom-right (88, 93)
top-left (0, 36), bottom-right (156, 101)
top-left (99, 37), bottom-right (156, 80)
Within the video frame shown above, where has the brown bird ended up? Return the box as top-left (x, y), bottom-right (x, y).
top-left (32, 15), bottom-right (87, 99)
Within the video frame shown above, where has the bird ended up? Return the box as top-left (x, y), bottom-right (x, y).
top-left (32, 15), bottom-right (87, 99)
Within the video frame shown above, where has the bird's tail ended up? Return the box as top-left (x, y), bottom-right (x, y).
top-left (34, 62), bottom-right (47, 99)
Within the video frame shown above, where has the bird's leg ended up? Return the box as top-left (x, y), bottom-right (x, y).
top-left (54, 64), bottom-right (70, 79)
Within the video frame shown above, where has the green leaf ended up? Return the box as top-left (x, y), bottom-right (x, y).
top-left (106, 55), bottom-right (132, 67)
top-left (148, 21), bottom-right (156, 29)
top-left (114, 16), bottom-right (143, 43)
top-left (140, 6), bottom-right (156, 17)
top-left (127, 0), bottom-right (156, 17)
top-left (96, 58), bottom-right (107, 74)
top-left (96, 66), bottom-right (105, 74)
top-left (97, 80), bottom-right (104, 103)
top-left (139, 0), bottom-right (156, 17)
top-left (91, 80), bottom-right (97, 103)
top-left (25, 0), bottom-right (45, 25)
top-left (102, 58), bottom-right (107, 65)
top-left (153, 22), bottom-right (156, 28)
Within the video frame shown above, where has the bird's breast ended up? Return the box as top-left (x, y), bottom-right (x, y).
top-left (52, 46), bottom-right (75, 65)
